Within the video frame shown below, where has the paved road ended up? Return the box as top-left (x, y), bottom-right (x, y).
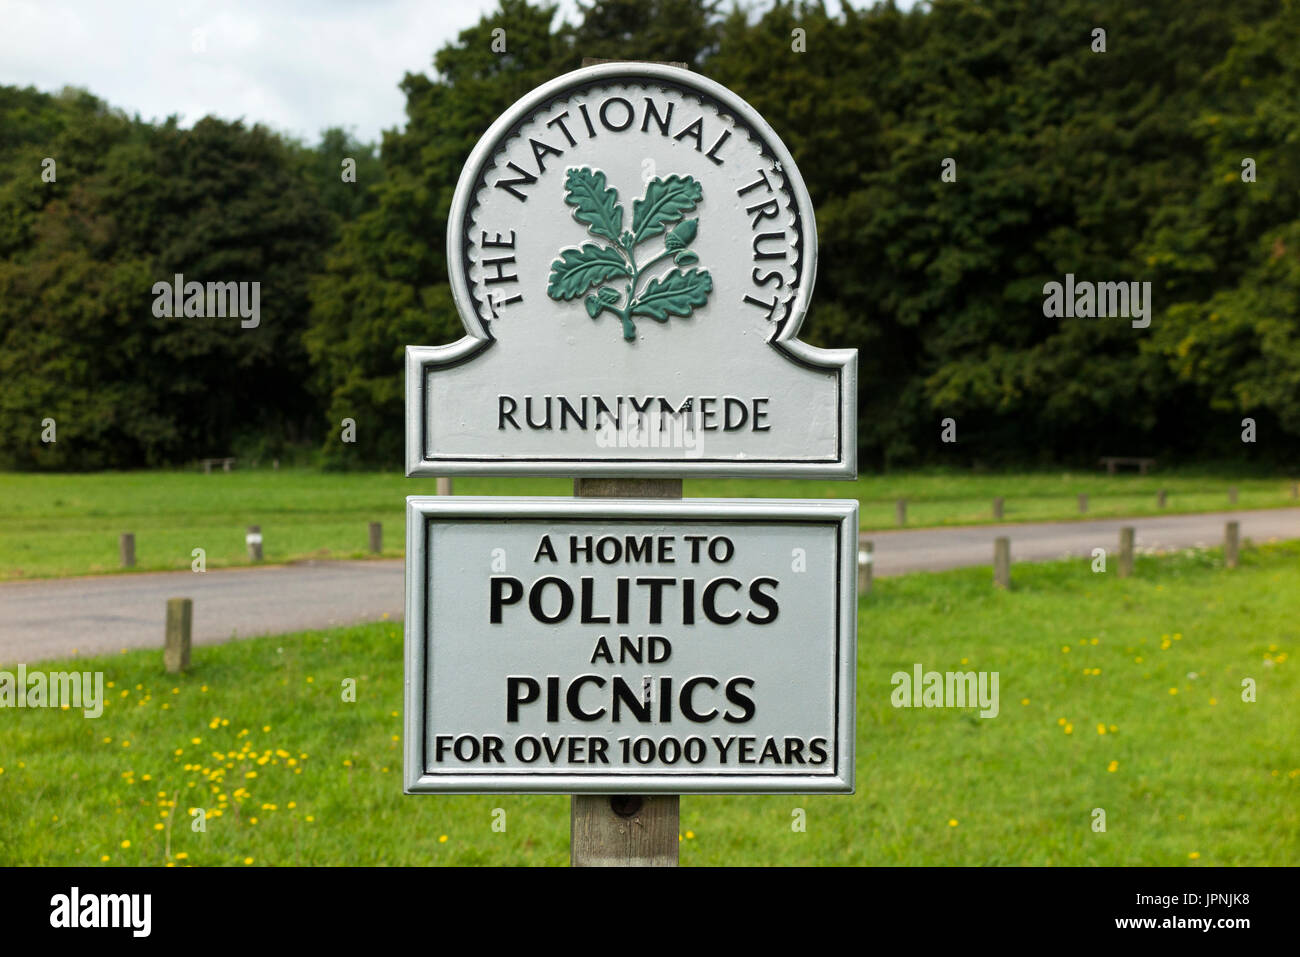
top-left (861, 508), bottom-right (1300, 575)
top-left (0, 560), bottom-right (401, 664)
top-left (3, 508), bottom-right (1297, 664)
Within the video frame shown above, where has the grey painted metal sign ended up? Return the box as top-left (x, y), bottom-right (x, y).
top-left (406, 62), bottom-right (857, 478)
top-left (403, 497), bottom-right (858, 793)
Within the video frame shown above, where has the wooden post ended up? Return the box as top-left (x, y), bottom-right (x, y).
top-left (993, 536), bottom-right (1010, 588)
top-left (1118, 526), bottom-right (1135, 578)
top-left (1078, 493), bottom-right (1088, 514)
top-left (1224, 521), bottom-right (1239, 569)
top-left (568, 56), bottom-right (694, 869)
top-left (858, 538), bottom-right (872, 595)
top-left (246, 525), bottom-right (263, 562)
top-left (1156, 490), bottom-right (1166, 509)
top-left (369, 521), bottom-right (382, 554)
top-left (165, 598), bottom-right (192, 673)
top-left (992, 497), bottom-right (1004, 520)
top-left (1228, 486), bottom-right (1238, 505)
top-left (572, 794), bottom-right (679, 867)
top-left (120, 532), bottom-right (135, 569)
top-left (436, 477), bottom-right (453, 496)
top-left (571, 476), bottom-right (681, 867)
top-left (896, 499), bottom-right (906, 527)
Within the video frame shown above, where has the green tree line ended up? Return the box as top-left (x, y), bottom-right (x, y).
top-left (2, 0), bottom-right (1297, 470)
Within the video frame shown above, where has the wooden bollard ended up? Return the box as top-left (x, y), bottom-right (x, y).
top-left (1156, 490), bottom-right (1167, 509)
top-left (1224, 521), bottom-right (1239, 569)
top-left (1078, 493), bottom-right (1088, 514)
top-left (993, 497), bottom-right (1004, 520)
top-left (857, 539), bottom-right (873, 595)
top-left (120, 532), bottom-right (135, 569)
top-left (1118, 527), bottom-right (1135, 578)
top-left (1228, 486), bottom-right (1238, 505)
top-left (369, 521), bottom-right (382, 554)
top-left (246, 525), bottom-right (263, 562)
top-left (437, 477), bottom-right (453, 496)
top-left (993, 537), bottom-right (1011, 588)
top-left (896, 499), bottom-right (906, 526)
top-left (165, 598), bottom-right (192, 673)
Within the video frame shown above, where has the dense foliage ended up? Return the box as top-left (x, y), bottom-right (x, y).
top-left (0, 87), bottom-right (349, 467)
top-left (2, 0), bottom-right (1297, 470)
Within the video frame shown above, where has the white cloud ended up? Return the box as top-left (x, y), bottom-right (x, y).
top-left (0, 0), bottom-right (518, 144)
top-left (0, 0), bottom-right (885, 145)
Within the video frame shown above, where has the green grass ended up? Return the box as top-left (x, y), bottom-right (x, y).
top-left (1, 541), bottom-right (1295, 866)
top-left (1, 467), bottom-right (1296, 580)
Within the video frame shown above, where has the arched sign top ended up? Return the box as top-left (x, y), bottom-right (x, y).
top-left (407, 63), bottom-right (856, 478)
top-left (448, 62), bottom-right (817, 345)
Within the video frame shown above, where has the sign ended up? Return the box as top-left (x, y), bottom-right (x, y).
top-left (406, 62), bottom-right (857, 478)
top-left (403, 497), bottom-right (857, 793)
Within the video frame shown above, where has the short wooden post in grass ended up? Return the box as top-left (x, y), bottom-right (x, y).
top-left (165, 598), bottom-right (192, 673)
top-left (1228, 486), bottom-right (1238, 505)
top-left (993, 537), bottom-right (1011, 588)
top-left (1078, 493), bottom-right (1088, 514)
top-left (1157, 490), bottom-right (1167, 509)
top-left (120, 532), bottom-right (135, 569)
top-left (993, 497), bottom-right (1004, 520)
top-left (1118, 526), bottom-right (1135, 578)
top-left (369, 522), bottom-right (383, 554)
top-left (896, 499), bottom-right (906, 526)
top-left (858, 538), bottom-right (873, 595)
top-left (436, 477), bottom-right (453, 496)
top-left (1224, 521), bottom-right (1240, 569)
top-left (246, 525), bottom-right (263, 562)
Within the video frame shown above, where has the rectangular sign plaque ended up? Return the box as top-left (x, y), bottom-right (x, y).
top-left (404, 497), bottom-right (857, 794)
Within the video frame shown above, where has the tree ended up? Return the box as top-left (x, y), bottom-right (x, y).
top-left (0, 90), bottom-right (334, 468)
top-left (1143, 5), bottom-right (1300, 448)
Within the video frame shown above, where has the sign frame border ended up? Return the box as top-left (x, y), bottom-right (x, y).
top-left (405, 61), bottom-right (857, 479)
top-left (403, 496), bottom-right (859, 794)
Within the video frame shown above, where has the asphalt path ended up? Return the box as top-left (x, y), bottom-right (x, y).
top-left (3, 508), bottom-right (1297, 664)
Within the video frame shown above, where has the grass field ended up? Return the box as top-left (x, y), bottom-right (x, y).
top-left (1, 467), bottom-right (1297, 580)
top-left (1, 541), bottom-right (1295, 866)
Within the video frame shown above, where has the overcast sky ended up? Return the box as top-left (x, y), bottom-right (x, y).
top-left (1, 0), bottom-right (862, 146)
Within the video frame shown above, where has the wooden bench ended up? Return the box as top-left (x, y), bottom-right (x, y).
top-left (200, 457), bottom-right (237, 474)
top-left (1099, 456), bottom-right (1155, 475)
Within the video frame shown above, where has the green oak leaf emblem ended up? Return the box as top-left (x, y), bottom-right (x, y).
top-left (547, 167), bottom-right (713, 340)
